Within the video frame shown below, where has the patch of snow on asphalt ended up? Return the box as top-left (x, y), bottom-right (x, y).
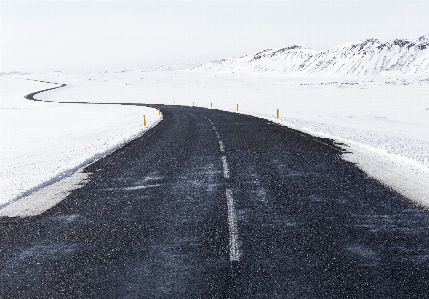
top-left (0, 168), bottom-right (88, 217)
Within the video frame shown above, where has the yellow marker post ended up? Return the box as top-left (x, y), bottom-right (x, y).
top-left (236, 104), bottom-right (238, 111)
top-left (276, 109), bottom-right (279, 119)
top-left (143, 115), bottom-right (147, 126)
top-left (211, 103), bottom-right (212, 108)
top-left (158, 108), bottom-right (160, 115)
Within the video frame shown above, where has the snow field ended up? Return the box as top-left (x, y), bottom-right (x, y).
top-left (0, 77), bottom-right (161, 206)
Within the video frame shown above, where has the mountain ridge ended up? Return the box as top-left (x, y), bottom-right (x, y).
top-left (190, 35), bottom-right (429, 77)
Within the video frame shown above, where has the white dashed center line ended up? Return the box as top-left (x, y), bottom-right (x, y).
top-left (222, 156), bottom-right (230, 179)
top-left (219, 141), bottom-right (225, 152)
top-left (226, 188), bottom-right (240, 261)
top-left (206, 116), bottom-right (240, 262)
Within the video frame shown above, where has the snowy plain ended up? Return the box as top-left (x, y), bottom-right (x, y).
top-left (0, 76), bottom-right (161, 211)
top-left (25, 69), bottom-right (429, 207)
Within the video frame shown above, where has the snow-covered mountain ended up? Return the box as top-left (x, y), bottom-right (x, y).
top-left (190, 35), bottom-right (429, 77)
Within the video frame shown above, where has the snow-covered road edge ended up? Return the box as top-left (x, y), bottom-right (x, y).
top-left (205, 106), bottom-right (429, 208)
top-left (0, 112), bottom-right (163, 217)
top-left (0, 97), bottom-right (163, 217)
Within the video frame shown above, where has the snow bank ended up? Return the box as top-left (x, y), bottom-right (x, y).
top-left (0, 77), bottom-right (161, 209)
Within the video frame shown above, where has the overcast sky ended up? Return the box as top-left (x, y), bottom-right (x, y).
top-left (2, 0), bottom-right (428, 73)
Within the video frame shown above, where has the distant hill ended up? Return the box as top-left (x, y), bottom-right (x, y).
top-left (190, 35), bottom-right (429, 77)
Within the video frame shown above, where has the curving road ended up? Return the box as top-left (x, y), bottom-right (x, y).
top-left (1, 84), bottom-right (429, 298)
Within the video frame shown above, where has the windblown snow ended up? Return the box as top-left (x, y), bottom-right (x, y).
top-left (191, 35), bottom-right (429, 77)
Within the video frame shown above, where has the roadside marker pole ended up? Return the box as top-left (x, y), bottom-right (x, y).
top-left (150, 104), bottom-right (152, 108)
top-left (276, 109), bottom-right (279, 119)
top-left (158, 108), bottom-right (160, 115)
top-left (211, 103), bottom-right (212, 108)
top-left (193, 102), bottom-right (194, 106)
top-left (143, 115), bottom-right (147, 126)
top-left (236, 104), bottom-right (238, 111)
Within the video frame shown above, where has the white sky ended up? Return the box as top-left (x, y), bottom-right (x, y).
top-left (1, 0), bottom-right (428, 73)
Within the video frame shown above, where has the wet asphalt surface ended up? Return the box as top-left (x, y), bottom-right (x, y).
top-left (2, 85), bottom-right (429, 298)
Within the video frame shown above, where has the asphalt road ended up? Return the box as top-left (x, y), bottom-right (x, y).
top-left (2, 84), bottom-right (429, 298)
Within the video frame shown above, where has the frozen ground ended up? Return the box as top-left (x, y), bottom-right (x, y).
top-left (1, 70), bottom-right (428, 211)
top-left (0, 77), bottom-right (161, 208)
